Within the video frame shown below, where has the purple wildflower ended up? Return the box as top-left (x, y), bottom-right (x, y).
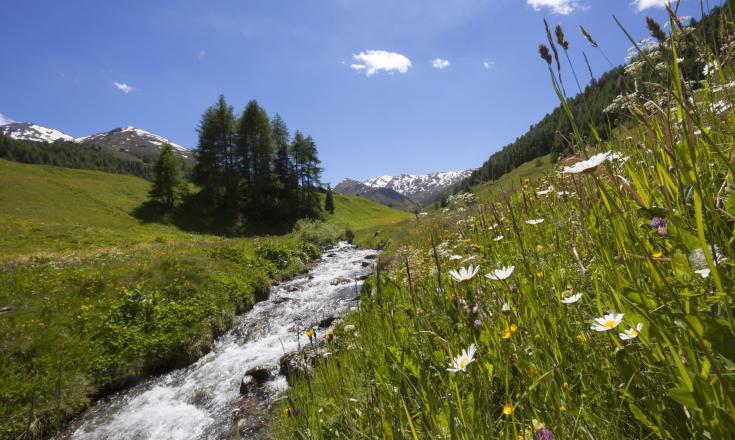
top-left (535, 427), bottom-right (556, 440)
top-left (474, 319), bottom-right (482, 330)
top-left (650, 217), bottom-right (666, 228)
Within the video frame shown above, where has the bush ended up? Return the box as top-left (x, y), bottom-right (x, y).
top-left (293, 219), bottom-right (341, 247)
top-left (344, 224), bottom-right (355, 244)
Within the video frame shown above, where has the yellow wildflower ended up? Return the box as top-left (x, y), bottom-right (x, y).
top-left (652, 251), bottom-right (663, 258)
top-left (305, 329), bottom-right (315, 338)
top-left (503, 404), bottom-right (514, 416)
top-left (502, 324), bottom-right (518, 339)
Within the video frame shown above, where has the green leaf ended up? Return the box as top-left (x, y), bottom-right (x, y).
top-left (629, 402), bottom-right (663, 437)
top-left (669, 387), bottom-right (698, 408)
top-left (685, 315), bottom-right (704, 337)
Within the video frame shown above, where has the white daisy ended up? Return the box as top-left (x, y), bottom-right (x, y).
top-left (591, 313), bottom-right (624, 332)
top-left (448, 265), bottom-right (480, 282)
top-left (447, 343), bottom-right (477, 372)
top-left (493, 235), bottom-right (504, 241)
top-left (694, 268), bottom-right (710, 278)
top-left (620, 323), bottom-right (643, 340)
top-left (485, 266), bottom-right (515, 281)
top-left (525, 219), bottom-right (545, 225)
top-left (560, 151), bottom-right (623, 174)
top-left (560, 292), bottom-right (583, 304)
top-left (536, 187), bottom-right (554, 196)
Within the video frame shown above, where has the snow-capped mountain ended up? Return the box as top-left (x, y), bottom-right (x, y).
top-left (0, 122), bottom-right (191, 161)
top-left (364, 169), bottom-right (473, 204)
top-left (0, 122), bottom-right (76, 143)
top-left (77, 126), bottom-right (190, 159)
top-left (333, 178), bottom-right (416, 210)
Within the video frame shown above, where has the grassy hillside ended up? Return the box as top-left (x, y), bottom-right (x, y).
top-left (280, 11), bottom-right (735, 439)
top-left (0, 159), bottom-right (199, 257)
top-left (324, 194), bottom-right (411, 230)
top-left (0, 159), bottom-right (407, 258)
top-left (472, 154), bottom-right (555, 202)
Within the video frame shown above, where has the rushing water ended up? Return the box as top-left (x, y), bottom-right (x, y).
top-left (57, 242), bottom-right (376, 440)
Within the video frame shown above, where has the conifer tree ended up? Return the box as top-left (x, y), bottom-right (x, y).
top-left (192, 95), bottom-right (237, 210)
top-left (149, 143), bottom-right (181, 208)
top-left (325, 184), bottom-right (335, 214)
top-left (271, 113), bottom-right (296, 217)
top-left (236, 100), bottom-right (275, 217)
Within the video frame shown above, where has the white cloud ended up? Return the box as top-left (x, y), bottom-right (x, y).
top-left (483, 60), bottom-right (495, 70)
top-left (113, 81), bottom-right (135, 94)
top-left (431, 58), bottom-right (450, 69)
top-left (632, 0), bottom-right (669, 11)
top-left (351, 50), bottom-right (412, 76)
top-left (527, 0), bottom-right (581, 15)
top-left (0, 113), bottom-right (14, 126)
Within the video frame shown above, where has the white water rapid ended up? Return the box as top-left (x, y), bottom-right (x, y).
top-left (57, 242), bottom-right (376, 440)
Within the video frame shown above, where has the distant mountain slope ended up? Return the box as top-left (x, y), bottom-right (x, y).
top-left (78, 126), bottom-right (191, 162)
top-left (334, 179), bottom-right (416, 210)
top-left (0, 122), bottom-right (191, 164)
top-left (0, 122), bottom-right (76, 143)
top-left (0, 133), bottom-right (153, 179)
top-left (364, 169), bottom-right (472, 204)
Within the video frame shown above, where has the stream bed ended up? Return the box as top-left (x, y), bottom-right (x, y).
top-left (56, 242), bottom-right (376, 440)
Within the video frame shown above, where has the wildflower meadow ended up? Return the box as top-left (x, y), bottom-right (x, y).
top-left (280, 4), bottom-right (735, 439)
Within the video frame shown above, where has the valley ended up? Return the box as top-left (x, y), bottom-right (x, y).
top-left (2, 1), bottom-right (735, 439)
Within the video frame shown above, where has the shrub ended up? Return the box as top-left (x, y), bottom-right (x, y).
top-left (344, 224), bottom-right (355, 244)
top-left (293, 219), bottom-right (341, 247)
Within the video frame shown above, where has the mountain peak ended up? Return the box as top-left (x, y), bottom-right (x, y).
top-left (364, 169), bottom-right (473, 203)
top-left (0, 122), bottom-right (76, 143)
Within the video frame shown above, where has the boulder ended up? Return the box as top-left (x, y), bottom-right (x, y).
top-left (318, 316), bottom-right (336, 328)
top-left (330, 277), bottom-right (351, 286)
top-left (364, 254), bottom-right (378, 260)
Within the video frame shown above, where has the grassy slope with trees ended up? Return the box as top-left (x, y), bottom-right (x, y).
top-left (281, 3), bottom-right (735, 439)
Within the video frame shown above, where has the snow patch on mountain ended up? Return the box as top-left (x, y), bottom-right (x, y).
top-left (78, 126), bottom-right (188, 151)
top-left (0, 123), bottom-right (76, 143)
top-left (364, 169), bottom-right (473, 199)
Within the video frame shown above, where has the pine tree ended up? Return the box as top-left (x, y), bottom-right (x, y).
top-left (149, 143), bottom-right (181, 208)
top-left (236, 100), bottom-right (275, 217)
top-left (271, 113), bottom-right (296, 218)
top-left (192, 95), bottom-right (237, 210)
top-left (324, 184), bottom-right (335, 214)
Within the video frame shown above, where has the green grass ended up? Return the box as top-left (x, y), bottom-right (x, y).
top-left (0, 159), bottom-right (407, 258)
top-left (0, 159), bottom-right (202, 257)
top-left (323, 193), bottom-right (411, 231)
top-left (472, 154), bottom-right (555, 202)
top-left (280, 15), bottom-right (735, 440)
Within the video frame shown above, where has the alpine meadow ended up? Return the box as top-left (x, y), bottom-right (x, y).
top-left (1, 1), bottom-right (735, 439)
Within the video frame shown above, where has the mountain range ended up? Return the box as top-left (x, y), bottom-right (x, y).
top-left (0, 122), bottom-right (191, 163)
top-left (335, 169), bottom-right (473, 209)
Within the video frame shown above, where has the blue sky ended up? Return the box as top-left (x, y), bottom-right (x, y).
top-left (0, 0), bottom-right (714, 184)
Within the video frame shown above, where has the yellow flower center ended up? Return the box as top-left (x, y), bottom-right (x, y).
top-left (629, 329), bottom-right (638, 337)
top-left (458, 357), bottom-right (468, 369)
top-left (603, 320), bottom-right (616, 328)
